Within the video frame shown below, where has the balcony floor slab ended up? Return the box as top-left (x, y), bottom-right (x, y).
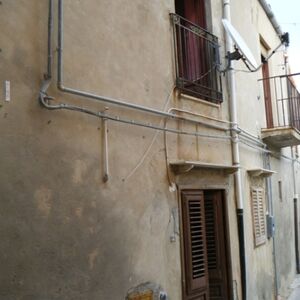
top-left (261, 126), bottom-right (300, 148)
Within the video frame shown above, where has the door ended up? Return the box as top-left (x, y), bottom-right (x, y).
top-left (182, 190), bottom-right (209, 300)
top-left (181, 190), bottom-right (230, 300)
top-left (204, 191), bottom-right (229, 300)
top-left (261, 56), bottom-right (274, 128)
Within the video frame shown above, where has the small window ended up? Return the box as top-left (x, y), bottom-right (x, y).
top-left (251, 187), bottom-right (267, 247)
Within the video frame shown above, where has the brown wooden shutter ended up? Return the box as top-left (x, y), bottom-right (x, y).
top-left (182, 191), bottom-right (209, 298)
top-left (205, 197), bottom-right (217, 271)
top-left (204, 191), bottom-right (229, 300)
top-left (251, 188), bottom-right (266, 246)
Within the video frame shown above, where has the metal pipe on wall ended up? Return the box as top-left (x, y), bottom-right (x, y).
top-left (46, 0), bottom-right (53, 79)
top-left (265, 151), bottom-right (279, 298)
top-left (223, 1), bottom-right (247, 299)
top-left (103, 108), bottom-right (109, 183)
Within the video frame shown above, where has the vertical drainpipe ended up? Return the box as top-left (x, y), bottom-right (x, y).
top-left (103, 108), bottom-right (109, 183)
top-left (223, 1), bottom-right (247, 299)
top-left (46, 0), bottom-right (53, 80)
top-left (265, 151), bottom-right (279, 297)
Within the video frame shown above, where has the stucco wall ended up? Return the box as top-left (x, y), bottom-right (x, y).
top-left (1, 0), bottom-right (300, 300)
top-left (0, 1), bottom-right (181, 299)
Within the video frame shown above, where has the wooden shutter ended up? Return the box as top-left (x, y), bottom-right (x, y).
top-left (182, 191), bottom-right (209, 299)
top-left (251, 188), bottom-right (266, 246)
top-left (204, 191), bottom-right (229, 299)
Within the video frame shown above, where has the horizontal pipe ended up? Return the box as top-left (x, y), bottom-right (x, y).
top-left (40, 94), bottom-right (232, 140)
top-left (59, 86), bottom-right (229, 132)
top-left (239, 130), bottom-right (266, 147)
top-left (168, 107), bottom-right (234, 125)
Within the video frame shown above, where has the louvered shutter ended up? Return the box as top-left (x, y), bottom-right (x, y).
top-left (204, 191), bottom-right (229, 299)
top-left (205, 198), bottom-right (217, 271)
top-left (251, 188), bottom-right (266, 246)
top-left (182, 191), bottom-right (209, 298)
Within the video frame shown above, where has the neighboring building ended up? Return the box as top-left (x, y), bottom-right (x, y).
top-left (1, 0), bottom-right (300, 299)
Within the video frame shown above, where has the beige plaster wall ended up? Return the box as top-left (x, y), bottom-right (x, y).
top-left (1, 0), bottom-right (300, 299)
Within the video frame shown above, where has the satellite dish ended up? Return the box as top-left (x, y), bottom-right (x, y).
top-left (222, 19), bottom-right (258, 69)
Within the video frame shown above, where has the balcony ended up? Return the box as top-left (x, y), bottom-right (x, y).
top-left (260, 73), bottom-right (300, 148)
top-left (170, 13), bottom-right (223, 103)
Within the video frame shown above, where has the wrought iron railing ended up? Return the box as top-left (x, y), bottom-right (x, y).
top-left (259, 73), bottom-right (300, 131)
top-left (170, 13), bottom-right (223, 103)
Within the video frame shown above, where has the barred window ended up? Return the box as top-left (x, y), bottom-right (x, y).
top-left (171, 0), bottom-right (222, 103)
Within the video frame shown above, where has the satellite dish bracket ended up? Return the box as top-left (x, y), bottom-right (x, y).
top-left (222, 19), bottom-right (289, 73)
top-left (227, 48), bottom-right (243, 62)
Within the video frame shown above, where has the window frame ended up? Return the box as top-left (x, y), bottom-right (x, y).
top-left (251, 187), bottom-right (267, 247)
top-left (171, 0), bottom-right (223, 103)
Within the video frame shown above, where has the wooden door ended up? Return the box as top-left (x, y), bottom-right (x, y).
top-left (181, 190), bottom-right (230, 300)
top-left (204, 191), bottom-right (229, 300)
top-left (262, 57), bottom-right (274, 128)
top-left (182, 190), bottom-right (209, 300)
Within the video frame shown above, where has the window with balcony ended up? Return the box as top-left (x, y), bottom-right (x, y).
top-left (259, 72), bottom-right (300, 148)
top-left (171, 0), bottom-right (222, 103)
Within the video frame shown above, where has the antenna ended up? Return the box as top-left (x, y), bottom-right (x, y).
top-left (222, 19), bottom-right (258, 69)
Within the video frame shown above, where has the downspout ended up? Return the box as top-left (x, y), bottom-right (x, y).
top-left (46, 0), bottom-right (53, 80)
top-left (264, 150), bottom-right (279, 297)
top-left (223, 1), bottom-right (247, 299)
top-left (102, 108), bottom-right (109, 183)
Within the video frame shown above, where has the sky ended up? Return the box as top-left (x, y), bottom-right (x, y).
top-left (267, 0), bottom-right (300, 77)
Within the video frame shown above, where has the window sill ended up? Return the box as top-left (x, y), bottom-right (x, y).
top-left (178, 91), bottom-right (221, 109)
top-left (169, 160), bottom-right (238, 175)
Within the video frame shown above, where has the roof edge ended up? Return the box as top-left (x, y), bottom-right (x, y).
top-left (258, 0), bottom-right (283, 36)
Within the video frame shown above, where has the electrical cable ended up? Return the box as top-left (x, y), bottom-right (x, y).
top-left (122, 86), bottom-right (175, 182)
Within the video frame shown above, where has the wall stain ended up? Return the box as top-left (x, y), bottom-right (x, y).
top-left (75, 207), bottom-right (83, 219)
top-left (88, 249), bottom-right (99, 270)
top-left (72, 160), bottom-right (88, 184)
top-left (34, 186), bottom-right (52, 217)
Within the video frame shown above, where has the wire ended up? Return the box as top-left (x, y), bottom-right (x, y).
top-left (122, 86), bottom-right (175, 182)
